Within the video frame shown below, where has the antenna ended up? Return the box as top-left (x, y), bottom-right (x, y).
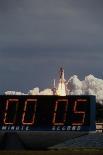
top-left (52, 79), bottom-right (57, 95)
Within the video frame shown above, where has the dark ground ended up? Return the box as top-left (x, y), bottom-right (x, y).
top-left (0, 149), bottom-right (103, 155)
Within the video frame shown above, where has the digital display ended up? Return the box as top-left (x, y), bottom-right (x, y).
top-left (0, 95), bottom-right (96, 131)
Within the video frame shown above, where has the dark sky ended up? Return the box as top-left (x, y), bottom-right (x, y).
top-left (0, 0), bottom-right (103, 93)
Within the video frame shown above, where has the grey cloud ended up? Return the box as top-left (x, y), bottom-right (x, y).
top-left (0, 0), bottom-right (103, 47)
top-left (0, 0), bottom-right (103, 92)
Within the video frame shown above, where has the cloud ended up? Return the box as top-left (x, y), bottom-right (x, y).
top-left (5, 74), bottom-right (103, 105)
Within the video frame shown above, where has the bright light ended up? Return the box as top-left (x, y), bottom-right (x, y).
top-left (56, 82), bottom-right (66, 96)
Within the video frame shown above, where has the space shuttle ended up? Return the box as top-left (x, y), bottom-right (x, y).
top-left (52, 67), bottom-right (67, 96)
top-left (59, 67), bottom-right (66, 83)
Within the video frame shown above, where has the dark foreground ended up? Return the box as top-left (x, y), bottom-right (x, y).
top-left (0, 149), bottom-right (103, 155)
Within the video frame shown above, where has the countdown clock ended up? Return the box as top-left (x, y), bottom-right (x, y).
top-left (0, 95), bottom-right (96, 131)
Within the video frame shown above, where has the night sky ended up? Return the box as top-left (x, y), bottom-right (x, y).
top-left (0, 0), bottom-right (103, 93)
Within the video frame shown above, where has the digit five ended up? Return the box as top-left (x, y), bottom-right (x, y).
top-left (72, 99), bottom-right (86, 125)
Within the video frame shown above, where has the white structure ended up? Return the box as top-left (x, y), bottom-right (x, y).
top-left (52, 67), bottom-right (67, 96)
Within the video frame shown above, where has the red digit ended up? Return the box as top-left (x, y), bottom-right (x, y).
top-left (4, 99), bottom-right (18, 125)
top-left (22, 99), bottom-right (37, 125)
top-left (72, 99), bottom-right (86, 125)
top-left (52, 99), bottom-right (68, 125)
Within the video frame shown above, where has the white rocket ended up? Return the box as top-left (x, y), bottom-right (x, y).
top-left (52, 67), bottom-right (67, 96)
top-left (59, 67), bottom-right (66, 84)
